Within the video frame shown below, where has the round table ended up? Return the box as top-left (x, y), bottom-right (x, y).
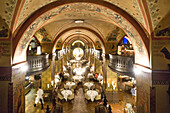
top-left (61, 90), bottom-right (72, 101)
top-left (72, 76), bottom-right (84, 82)
top-left (66, 82), bottom-right (76, 89)
top-left (86, 90), bottom-right (98, 102)
top-left (84, 82), bottom-right (94, 89)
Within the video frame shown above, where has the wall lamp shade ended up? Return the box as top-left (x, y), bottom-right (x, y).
top-left (75, 20), bottom-right (84, 23)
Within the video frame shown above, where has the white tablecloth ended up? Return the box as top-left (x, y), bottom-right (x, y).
top-left (97, 75), bottom-right (103, 81)
top-left (54, 78), bottom-right (60, 84)
top-left (66, 82), bottom-right (76, 89)
top-left (61, 90), bottom-right (72, 101)
top-left (73, 76), bottom-right (84, 81)
top-left (86, 90), bottom-right (98, 102)
top-left (55, 74), bottom-right (60, 79)
top-left (88, 73), bottom-right (93, 78)
top-left (84, 82), bottom-right (94, 89)
top-left (64, 73), bottom-right (69, 77)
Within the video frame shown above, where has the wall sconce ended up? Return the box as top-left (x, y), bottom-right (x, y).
top-left (29, 45), bottom-right (31, 50)
top-left (75, 20), bottom-right (84, 23)
top-left (37, 46), bottom-right (41, 55)
top-left (47, 84), bottom-right (50, 89)
top-left (108, 83), bottom-right (110, 88)
top-left (51, 81), bottom-right (54, 86)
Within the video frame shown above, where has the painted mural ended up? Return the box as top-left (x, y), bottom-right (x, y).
top-left (95, 41), bottom-right (101, 49)
top-left (0, 16), bottom-right (9, 38)
top-left (152, 40), bottom-right (170, 70)
top-left (155, 27), bottom-right (170, 36)
top-left (104, 0), bottom-right (146, 28)
top-left (0, 41), bottom-right (10, 66)
top-left (0, 0), bottom-right (17, 30)
top-left (147, 0), bottom-right (170, 35)
top-left (106, 27), bottom-right (120, 42)
top-left (15, 3), bottom-right (149, 67)
top-left (12, 63), bottom-right (26, 113)
top-left (34, 27), bottom-right (52, 42)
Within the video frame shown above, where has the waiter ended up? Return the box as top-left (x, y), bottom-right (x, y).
top-left (34, 87), bottom-right (44, 109)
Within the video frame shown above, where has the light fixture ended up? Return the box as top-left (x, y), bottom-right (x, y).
top-left (75, 31), bottom-right (81, 33)
top-left (37, 46), bottom-right (41, 55)
top-left (75, 20), bottom-right (84, 23)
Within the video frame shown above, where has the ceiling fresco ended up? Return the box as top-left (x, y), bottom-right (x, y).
top-left (12, 2), bottom-right (150, 66)
top-left (104, 0), bottom-right (146, 28)
top-left (19, 3), bottom-right (143, 50)
top-left (106, 26), bottom-right (125, 42)
top-left (14, 0), bottom-right (146, 32)
top-left (147, 0), bottom-right (170, 36)
top-left (42, 19), bottom-right (123, 43)
top-left (15, 0), bottom-right (58, 30)
top-left (0, 0), bottom-right (17, 38)
top-left (0, 0), bottom-right (169, 41)
top-left (34, 27), bottom-right (52, 43)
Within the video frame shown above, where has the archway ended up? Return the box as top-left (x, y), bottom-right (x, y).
top-left (12, 1), bottom-right (150, 68)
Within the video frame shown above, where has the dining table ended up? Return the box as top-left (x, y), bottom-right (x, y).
top-left (86, 90), bottom-right (98, 102)
top-left (66, 82), bottom-right (76, 89)
top-left (64, 73), bottom-right (69, 77)
top-left (72, 75), bottom-right (84, 82)
top-left (61, 90), bottom-right (72, 101)
top-left (84, 82), bottom-right (94, 89)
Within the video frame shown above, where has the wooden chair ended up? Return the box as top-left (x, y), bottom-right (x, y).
top-left (60, 88), bottom-right (64, 92)
top-left (68, 94), bottom-right (74, 100)
top-left (84, 93), bottom-right (90, 100)
top-left (71, 85), bottom-right (76, 89)
top-left (64, 84), bottom-right (69, 89)
top-left (95, 94), bottom-right (101, 101)
top-left (84, 88), bottom-right (88, 93)
top-left (58, 93), bottom-right (64, 100)
top-left (96, 89), bottom-right (100, 94)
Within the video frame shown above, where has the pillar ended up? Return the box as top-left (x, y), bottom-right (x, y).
top-left (102, 54), bottom-right (107, 89)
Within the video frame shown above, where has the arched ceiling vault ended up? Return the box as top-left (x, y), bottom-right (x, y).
top-left (11, 0), bottom-right (153, 67)
top-left (62, 34), bottom-right (95, 49)
top-left (63, 36), bottom-right (90, 48)
top-left (52, 27), bottom-right (104, 53)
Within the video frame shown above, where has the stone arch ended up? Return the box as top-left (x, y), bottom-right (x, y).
top-left (12, 0), bottom-right (150, 67)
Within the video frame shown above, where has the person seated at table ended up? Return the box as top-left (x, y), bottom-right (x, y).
top-left (59, 72), bottom-right (64, 81)
top-left (95, 73), bottom-right (98, 78)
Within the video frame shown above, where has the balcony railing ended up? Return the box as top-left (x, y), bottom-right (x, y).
top-left (27, 54), bottom-right (49, 75)
top-left (108, 54), bottom-right (134, 76)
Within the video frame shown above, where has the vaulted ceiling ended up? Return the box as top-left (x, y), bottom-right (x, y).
top-left (1, 0), bottom-right (169, 66)
top-left (0, 0), bottom-right (169, 40)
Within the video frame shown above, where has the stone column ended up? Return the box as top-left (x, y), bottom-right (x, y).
top-left (102, 54), bottom-right (107, 89)
top-left (12, 62), bottom-right (28, 113)
top-left (51, 54), bottom-right (56, 81)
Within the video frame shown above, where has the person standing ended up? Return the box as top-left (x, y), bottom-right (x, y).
top-left (34, 87), bottom-right (44, 109)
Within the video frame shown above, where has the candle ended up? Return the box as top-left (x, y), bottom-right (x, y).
top-left (112, 81), bottom-right (114, 86)
top-left (108, 83), bottom-right (110, 87)
top-left (47, 84), bottom-right (49, 88)
top-left (51, 81), bottom-right (54, 86)
top-left (113, 86), bottom-right (116, 90)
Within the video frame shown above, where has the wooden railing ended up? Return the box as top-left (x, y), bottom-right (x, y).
top-left (108, 54), bottom-right (134, 76)
top-left (27, 54), bottom-right (49, 75)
